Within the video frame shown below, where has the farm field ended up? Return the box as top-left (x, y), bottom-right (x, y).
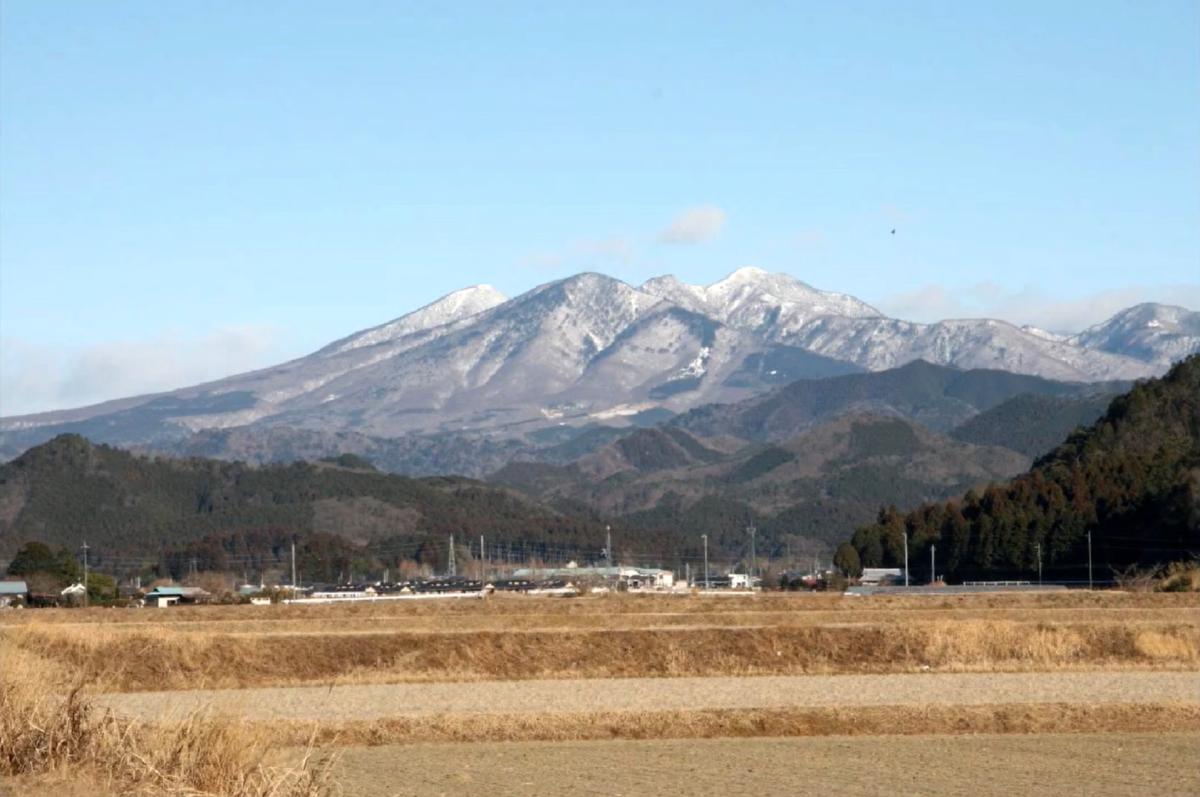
top-left (329, 733), bottom-right (1200, 797)
top-left (3, 590), bottom-right (1199, 795)
top-left (98, 671), bottom-right (1200, 722)
top-left (5, 591), bottom-right (1200, 692)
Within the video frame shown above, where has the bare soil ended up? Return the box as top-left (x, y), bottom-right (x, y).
top-left (327, 732), bottom-right (1200, 797)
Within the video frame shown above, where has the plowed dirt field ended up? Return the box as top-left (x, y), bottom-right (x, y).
top-left (329, 732), bottom-right (1200, 797)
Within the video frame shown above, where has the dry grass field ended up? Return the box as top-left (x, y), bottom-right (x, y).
top-left (2, 590), bottom-right (1198, 795)
top-left (4, 592), bottom-right (1198, 692)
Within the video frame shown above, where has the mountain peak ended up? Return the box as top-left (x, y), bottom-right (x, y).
top-left (640, 268), bottom-right (881, 324)
top-left (2, 270), bottom-right (1186, 454)
top-left (718, 265), bottom-right (770, 283)
top-left (1089, 302), bottom-right (1194, 327)
top-left (327, 283), bottom-right (508, 354)
top-left (1072, 302), bottom-right (1200, 366)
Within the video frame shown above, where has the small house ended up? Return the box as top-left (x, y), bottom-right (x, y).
top-left (0, 580), bottom-right (28, 607)
top-left (143, 586), bottom-right (211, 608)
top-left (728, 573), bottom-right (751, 590)
top-left (623, 567), bottom-right (675, 591)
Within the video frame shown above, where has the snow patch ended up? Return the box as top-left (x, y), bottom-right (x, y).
top-left (590, 402), bottom-right (657, 420)
top-left (678, 346), bottom-right (711, 378)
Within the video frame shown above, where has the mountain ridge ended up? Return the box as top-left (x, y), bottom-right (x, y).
top-left (2, 269), bottom-right (1193, 463)
top-left (670, 359), bottom-right (1129, 442)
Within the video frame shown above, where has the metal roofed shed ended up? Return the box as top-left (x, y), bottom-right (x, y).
top-left (860, 568), bottom-right (905, 586)
top-left (143, 585), bottom-right (211, 608)
top-left (0, 580), bottom-right (28, 607)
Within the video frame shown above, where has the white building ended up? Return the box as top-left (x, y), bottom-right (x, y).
top-left (511, 565), bottom-right (676, 591)
top-left (860, 568), bottom-right (905, 586)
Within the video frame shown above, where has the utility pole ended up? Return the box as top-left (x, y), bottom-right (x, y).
top-left (605, 525), bottom-right (613, 578)
top-left (930, 544), bottom-right (936, 586)
top-left (480, 534), bottom-right (486, 583)
top-left (81, 541), bottom-right (89, 608)
top-left (903, 532), bottom-right (909, 587)
top-left (702, 534), bottom-right (710, 590)
top-left (1087, 531), bottom-right (1093, 590)
top-left (1035, 543), bottom-right (1042, 586)
top-left (747, 523), bottom-right (757, 589)
top-left (290, 540), bottom-right (297, 596)
top-left (448, 534), bottom-right (456, 577)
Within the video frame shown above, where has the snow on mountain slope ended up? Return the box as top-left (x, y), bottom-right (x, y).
top-left (2, 268), bottom-right (1190, 457)
top-left (323, 284), bottom-right (507, 353)
top-left (1021, 325), bottom-right (1069, 342)
top-left (781, 316), bottom-right (1154, 382)
top-left (642, 266), bottom-right (880, 334)
top-left (172, 273), bottom-right (669, 436)
top-left (642, 269), bottom-right (1156, 382)
top-left (1071, 303), bottom-right (1200, 367)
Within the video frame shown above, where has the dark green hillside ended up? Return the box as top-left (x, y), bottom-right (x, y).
top-left (613, 428), bottom-right (721, 471)
top-left (950, 392), bottom-right (1115, 458)
top-left (497, 414), bottom-right (1028, 557)
top-left (672, 359), bottom-right (1126, 441)
top-left (175, 425), bottom-right (533, 479)
top-left (725, 446), bottom-right (794, 483)
top-left (848, 356), bottom-right (1200, 581)
top-left (0, 434), bottom-right (652, 571)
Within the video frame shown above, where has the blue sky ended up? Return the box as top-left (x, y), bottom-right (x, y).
top-left (2, 1), bottom-right (1198, 414)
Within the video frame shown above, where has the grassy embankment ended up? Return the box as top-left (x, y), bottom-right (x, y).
top-left (4, 593), bottom-right (1198, 692)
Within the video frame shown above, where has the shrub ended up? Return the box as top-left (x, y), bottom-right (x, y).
top-left (833, 543), bottom-right (862, 578)
top-left (0, 645), bottom-right (337, 796)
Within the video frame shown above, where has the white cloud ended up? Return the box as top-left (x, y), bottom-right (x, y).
top-left (875, 283), bottom-right (1200, 333)
top-left (0, 324), bottom-right (290, 417)
top-left (518, 236), bottom-right (634, 271)
top-left (658, 205), bottom-right (727, 244)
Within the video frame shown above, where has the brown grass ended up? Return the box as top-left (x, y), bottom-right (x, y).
top-left (265, 703), bottom-right (1200, 746)
top-left (2, 589), bottom-right (1196, 628)
top-left (4, 589), bottom-right (1196, 793)
top-left (0, 646), bottom-right (336, 796)
top-left (8, 618), bottom-right (1197, 692)
top-left (6, 605), bottom-right (1198, 637)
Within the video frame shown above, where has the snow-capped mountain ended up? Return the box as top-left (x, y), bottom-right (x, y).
top-left (323, 284), bottom-right (507, 354)
top-left (1, 269), bottom-right (1194, 458)
top-left (1070, 303), bottom-right (1200, 367)
top-left (641, 266), bottom-right (880, 332)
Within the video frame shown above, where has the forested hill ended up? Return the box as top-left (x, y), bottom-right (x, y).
top-left (847, 355), bottom-right (1200, 582)
top-left (949, 392), bottom-right (1116, 458)
top-left (671, 359), bottom-right (1127, 442)
top-left (0, 434), bottom-right (636, 571)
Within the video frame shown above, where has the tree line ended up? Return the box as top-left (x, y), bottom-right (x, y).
top-left (844, 356), bottom-right (1200, 581)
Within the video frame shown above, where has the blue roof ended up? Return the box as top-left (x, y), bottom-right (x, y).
top-left (146, 586), bottom-right (187, 596)
top-left (0, 581), bottom-right (28, 594)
